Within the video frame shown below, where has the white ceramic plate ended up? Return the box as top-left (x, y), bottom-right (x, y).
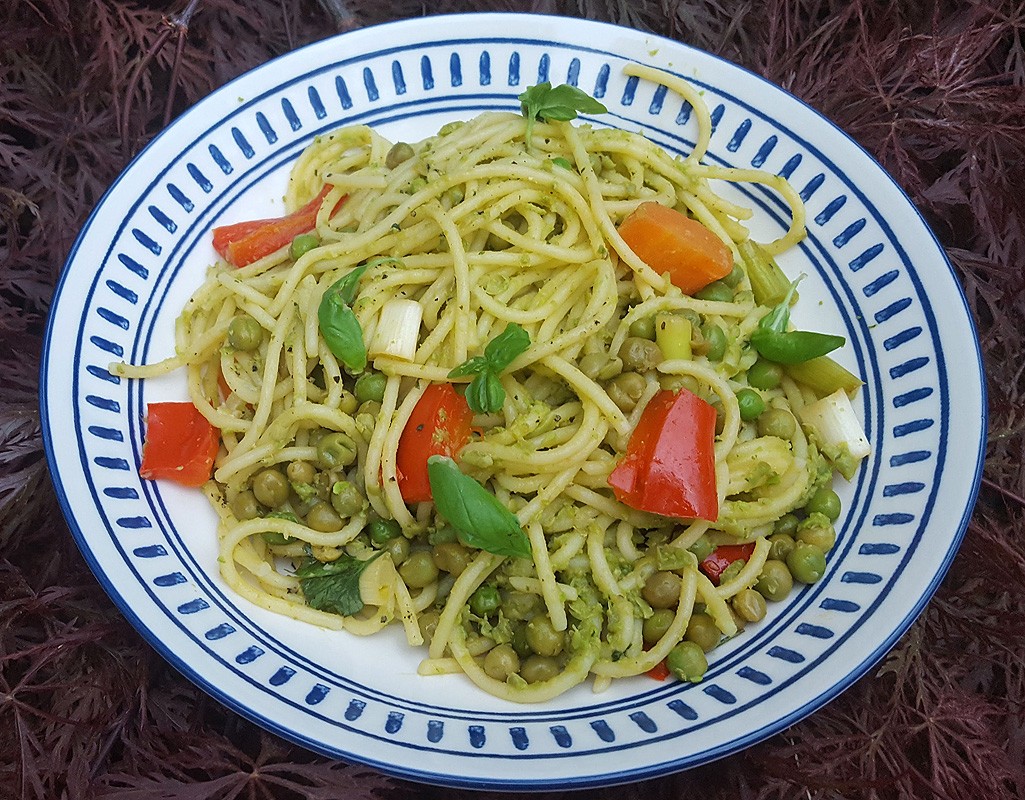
top-left (41, 13), bottom-right (986, 789)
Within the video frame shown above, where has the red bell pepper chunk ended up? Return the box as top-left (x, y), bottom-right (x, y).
top-left (139, 402), bottom-right (219, 487)
top-left (646, 660), bottom-right (671, 681)
top-left (699, 543), bottom-right (756, 586)
top-left (608, 388), bottom-right (719, 521)
top-left (396, 384), bottom-right (474, 504)
top-left (212, 186), bottom-right (346, 267)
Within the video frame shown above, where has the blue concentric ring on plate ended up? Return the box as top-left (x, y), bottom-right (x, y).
top-left (41, 14), bottom-right (985, 789)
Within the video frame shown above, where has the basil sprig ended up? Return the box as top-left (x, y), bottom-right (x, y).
top-left (518, 82), bottom-right (608, 148)
top-left (751, 276), bottom-right (845, 365)
top-left (318, 265), bottom-right (368, 373)
top-left (294, 551), bottom-right (382, 617)
top-left (448, 322), bottom-right (530, 413)
top-left (427, 456), bottom-right (531, 559)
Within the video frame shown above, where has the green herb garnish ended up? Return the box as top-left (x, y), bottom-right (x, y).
top-left (448, 322), bottom-right (530, 413)
top-left (750, 276), bottom-right (845, 365)
top-left (294, 551), bottom-right (382, 617)
top-left (318, 265), bottom-right (368, 373)
top-left (426, 456), bottom-right (531, 559)
top-left (518, 82), bottom-right (608, 148)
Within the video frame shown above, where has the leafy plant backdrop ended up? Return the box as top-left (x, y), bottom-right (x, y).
top-left (2, 0), bottom-right (1023, 798)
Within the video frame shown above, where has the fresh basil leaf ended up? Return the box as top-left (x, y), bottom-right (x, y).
top-left (318, 300), bottom-right (366, 373)
top-left (518, 82), bottom-right (551, 120)
top-left (518, 82), bottom-right (607, 148)
top-left (427, 456), bottom-right (531, 559)
top-left (448, 324), bottom-right (531, 413)
top-left (295, 552), bottom-right (382, 617)
top-left (483, 322), bottom-right (530, 372)
top-left (465, 372), bottom-right (506, 414)
top-left (757, 276), bottom-right (802, 335)
top-left (447, 355), bottom-right (489, 379)
top-left (551, 156), bottom-right (574, 170)
top-left (332, 264), bottom-right (369, 306)
top-left (752, 274), bottom-right (844, 364)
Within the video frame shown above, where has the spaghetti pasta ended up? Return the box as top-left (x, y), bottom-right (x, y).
top-left (116, 66), bottom-right (866, 702)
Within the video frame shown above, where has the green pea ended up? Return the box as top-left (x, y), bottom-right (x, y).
top-left (227, 315), bottom-right (263, 351)
top-left (786, 542), bottom-right (827, 584)
top-left (252, 468), bottom-right (289, 508)
top-left (385, 141), bottom-right (415, 169)
top-left (684, 612), bottom-right (720, 652)
top-left (805, 486), bottom-right (842, 522)
top-left (441, 185), bottom-right (465, 209)
top-left (432, 540), bottom-right (472, 576)
top-left (579, 352), bottom-right (615, 381)
top-left (642, 570), bottom-right (682, 609)
top-left (607, 371), bottom-right (647, 412)
top-left (338, 389), bottom-right (358, 416)
top-left (317, 431), bottom-right (357, 470)
top-left (399, 550), bottom-right (439, 588)
top-left (666, 640), bottom-right (707, 683)
top-left (483, 644), bottom-right (520, 681)
top-left (290, 232), bottom-right (320, 260)
top-left (368, 517), bottom-right (401, 546)
top-left (354, 371), bottom-right (387, 404)
top-left (747, 359), bottom-right (784, 390)
top-left (386, 535), bottom-right (410, 565)
top-left (642, 608), bottom-right (676, 644)
top-left (526, 616), bottom-right (564, 657)
top-left (330, 480), bottom-right (365, 517)
top-left (755, 559), bottom-right (794, 602)
top-left (628, 315), bottom-right (656, 341)
top-left (286, 460), bottom-right (317, 485)
top-left (736, 388), bottom-right (766, 421)
top-left (619, 337), bottom-right (664, 372)
top-left (701, 323), bottom-right (727, 361)
top-left (469, 584), bottom-right (501, 617)
top-left (305, 501), bottom-right (343, 532)
top-left (418, 609), bottom-right (441, 645)
top-left (695, 280), bottom-right (732, 303)
top-left (722, 261), bottom-right (745, 288)
top-left (797, 513), bottom-right (836, 552)
top-left (767, 532), bottom-right (796, 562)
top-left (229, 490), bottom-right (262, 520)
top-left (757, 408), bottom-right (797, 439)
top-left (429, 525), bottom-right (458, 545)
top-left (773, 513), bottom-right (800, 538)
top-left (732, 588), bottom-right (767, 622)
top-left (520, 655), bottom-right (560, 683)
top-left (502, 591), bottom-right (541, 621)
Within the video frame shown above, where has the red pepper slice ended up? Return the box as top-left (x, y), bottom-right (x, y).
top-left (212, 186), bottom-right (346, 267)
top-left (608, 388), bottom-right (719, 521)
top-left (396, 384), bottom-right (474, 504)
top-left (646, 660), bottom-right (671, 681)
top-left (139, 402), bottom-right (219, 487)
top-left (699, 542), bottom-right (757, 586)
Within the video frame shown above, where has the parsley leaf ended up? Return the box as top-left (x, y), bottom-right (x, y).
top-left (447, 322), bottom-right (530, 413)
top-left (295, 552), bottom-right (382, 617)
top-left (518, 82), bottom-right (608, 148)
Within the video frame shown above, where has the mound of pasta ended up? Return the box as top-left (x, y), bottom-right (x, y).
top-left (118, 65), bottom-right (869, 702)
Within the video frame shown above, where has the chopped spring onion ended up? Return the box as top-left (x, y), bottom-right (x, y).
top-left (798, 389), bottom-right (870, 480)
top-left (370, 299), bottom-right (422, 361)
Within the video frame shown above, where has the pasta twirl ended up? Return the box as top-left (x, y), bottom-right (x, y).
top-left (116, 66), bottom-right (865, 702)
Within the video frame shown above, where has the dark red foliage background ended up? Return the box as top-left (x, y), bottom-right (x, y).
top-left (2, 1), bottom-right (1024, 798)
